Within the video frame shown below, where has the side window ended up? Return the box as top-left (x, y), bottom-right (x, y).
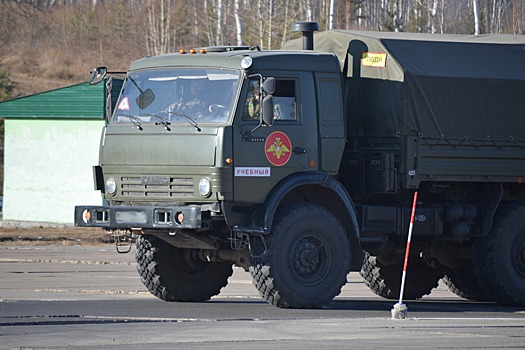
top-left (273, 80), bottom-right (297, 121)
top-left (242, 79), bottom-right (261, 120)
top-left (242, 78), bottom-right (298, 122)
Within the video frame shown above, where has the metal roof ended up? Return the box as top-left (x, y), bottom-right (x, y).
top-left (0, 82), bottom-right (104, 119)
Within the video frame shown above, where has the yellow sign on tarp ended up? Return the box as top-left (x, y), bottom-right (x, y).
top-left (362, 52), bottom-right (387, 68)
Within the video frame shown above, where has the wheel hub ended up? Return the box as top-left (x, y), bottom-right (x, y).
top-left (179, 249), bottom-right (206, 275)
top-left (289, 235), bottom-right (329, 285)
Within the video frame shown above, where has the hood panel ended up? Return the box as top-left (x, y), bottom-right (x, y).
top-left (101, 131), bottom-right (216, 166)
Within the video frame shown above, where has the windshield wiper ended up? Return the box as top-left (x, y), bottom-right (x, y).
top-left (167, 110), bottom-right (202, 132)
top-left (142, 113), bottom-right (171, 131)
top-left (116, 113), bottom-right (143, 131)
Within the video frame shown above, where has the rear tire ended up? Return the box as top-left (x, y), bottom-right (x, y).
top-left (360, 252), bottom-right (443, 300)
top-left (473, 203), bottom-right (525, 306)
top-left (136, 234), bottom-right (233, 302)
top-left (249, 203), bottom-right (352, 308)
top-left (442, 265), bottom-right (489, 301)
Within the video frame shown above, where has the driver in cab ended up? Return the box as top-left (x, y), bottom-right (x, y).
top-left (169, 78), bottom-right (208, 117)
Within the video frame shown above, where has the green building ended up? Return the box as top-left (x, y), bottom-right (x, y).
top-left (0, 83), bottom-right (106, 224)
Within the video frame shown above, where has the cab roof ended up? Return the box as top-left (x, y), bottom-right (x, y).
top-left (129, 48), bottom-right (341, 74)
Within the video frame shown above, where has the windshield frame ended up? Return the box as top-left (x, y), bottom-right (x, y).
top-left (112, 67), bottom-right (241, 127)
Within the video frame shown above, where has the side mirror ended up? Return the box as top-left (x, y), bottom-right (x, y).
top-left (88, 66), bottom-right (107, 85)
top-left (262, 77), bottom-right (276, 94)
top-left (136, 88), bottom-right (155, 109)
top-left (262, 95), bottom-right (274, 126)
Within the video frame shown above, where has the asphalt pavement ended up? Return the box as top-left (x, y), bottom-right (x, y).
top-left (1, 245), bottom-right (524, 349)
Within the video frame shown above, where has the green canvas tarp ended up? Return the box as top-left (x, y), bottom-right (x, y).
top-left (283, 30), bottom-right (525, 142)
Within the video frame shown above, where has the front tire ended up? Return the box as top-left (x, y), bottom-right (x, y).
top-left (249, 203), bottom-right (352, 308)
top-left (473, 203), bottom-right (525, 306)
top-left (136, 234), bottom-right (233, 302)
top-left (360, 252), bottom-right (443, 300)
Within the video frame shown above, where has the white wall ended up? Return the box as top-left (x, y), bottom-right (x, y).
top-left (3, 119), bottom-right (105, 224)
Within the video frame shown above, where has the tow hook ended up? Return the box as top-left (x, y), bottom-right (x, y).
top-left (112, 229), bottom-right (134, 253)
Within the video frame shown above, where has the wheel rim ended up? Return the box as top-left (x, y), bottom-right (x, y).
top-left (177, 249), bottom-right (208, 277)
top-left (288, 232), bottom-right (331, 286)
top-left (512, 231), bottom-right (525, 281)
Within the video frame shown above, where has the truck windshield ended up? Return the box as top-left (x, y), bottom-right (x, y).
top-left (113, 68), bottom-right (240, 125)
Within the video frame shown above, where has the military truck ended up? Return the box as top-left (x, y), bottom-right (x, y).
top-left (76, 22), bottom-right (525, 308)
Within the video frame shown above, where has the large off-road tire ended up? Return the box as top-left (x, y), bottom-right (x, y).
top-left (360, 252), bottom-right (443, 300)
top-left (136, 234), bottom-right (233, 302)
top-left (442, 265), bottom-right (489, 301)
top-left (249, 203), bottom-right (352, 309)
top-left (473, 203), bottom-right (525, 306)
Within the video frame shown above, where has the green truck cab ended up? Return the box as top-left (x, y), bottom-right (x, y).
top-left (76, 22), bottom-right (525, 308)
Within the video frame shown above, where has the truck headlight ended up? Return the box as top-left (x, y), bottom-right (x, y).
top-left (198, 178), bottom-right (212, 197)
top-left (105, 177), bottom-right (117, 195)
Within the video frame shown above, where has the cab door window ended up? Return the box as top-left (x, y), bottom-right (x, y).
top-left (243, 79), bottom-right (261, 120)
top-left (273, 80), bottom-right (297, 121)
top-left (242, 78), bottom-right (298, 122)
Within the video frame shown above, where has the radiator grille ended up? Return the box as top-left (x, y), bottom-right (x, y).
top-left (121, 176), bottom-right (194, 198)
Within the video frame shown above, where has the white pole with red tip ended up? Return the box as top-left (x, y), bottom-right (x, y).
top-left (391, 190), bottom-right (418, 319)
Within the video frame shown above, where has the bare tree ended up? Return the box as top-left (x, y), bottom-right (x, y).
top-left (328, 0), bottom-right (335, 29)
top-left (279, 0), bottom-right (291, 47)
top-left (509, 0), bottom-right (525, 34)
top-left (472, 0), bottom-right (480, 34)
top-left (429, 0), bottom-right (439, 33)
top-left (4, 0), bottom-right (525, 99)
top-left (392, 0), bottom-right (404, 32)
top-left (306, 0), bottom-right (313, 21)
top-left (215, 0), bottom-right (223, 45)
top-left (257, 0), bottom-right (264, 47)
top-left (146, 0), bottom-right (172, 56)
top-left (267, 0), bottom-right (274, 49)
top-left (234, 0), bottom-right (243, 45)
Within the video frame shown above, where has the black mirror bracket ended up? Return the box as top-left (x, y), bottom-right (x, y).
top-left (262, 95), bottom-right (274, 127)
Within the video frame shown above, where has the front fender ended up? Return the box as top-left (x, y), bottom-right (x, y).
top-left (253, 172), bottom-right (359, 240)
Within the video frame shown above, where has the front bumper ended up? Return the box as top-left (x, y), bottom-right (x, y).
top-left (74, 205), bottom-right (201, 229)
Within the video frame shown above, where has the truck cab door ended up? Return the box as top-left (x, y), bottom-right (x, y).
top-left (232, 72), bottom-right (317, 204)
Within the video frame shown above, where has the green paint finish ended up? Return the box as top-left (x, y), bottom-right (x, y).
top-left (0, 83), bottom-right (104, 119)
top-left (3, 119), bottom-right (105, 223)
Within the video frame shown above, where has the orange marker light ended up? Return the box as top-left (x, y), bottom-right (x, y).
top-left (200, 49), bottom-right (207, 54)
top-left (176, 212), bottom-right (184, 224)
top-left (82, 209), bottom-right (91, 224)
top-left (179, 49), bottom-right (186, 54)
top-left (225, 157), bottom-right (233, 165)
top-left (190, 49), bottom-right (196, 54)
top-left (309, 160), bottom-right (316, 168)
